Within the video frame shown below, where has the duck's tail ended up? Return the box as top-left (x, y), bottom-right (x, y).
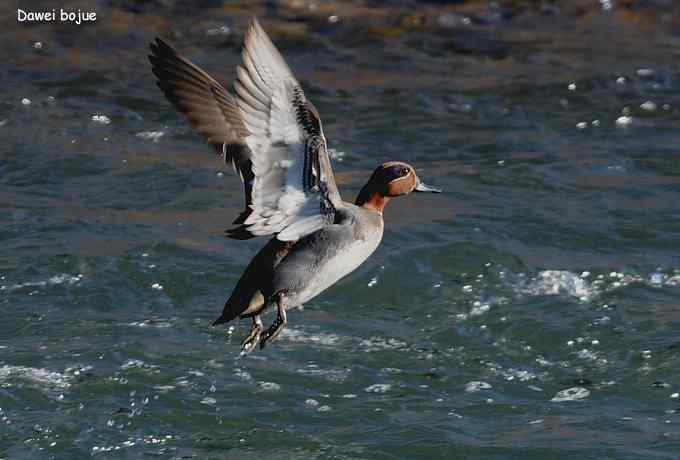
top-left (213, 289), bottom-right (265, 326)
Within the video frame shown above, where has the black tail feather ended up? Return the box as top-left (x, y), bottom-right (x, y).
top-left (212, 314), bottom-right (229, 326)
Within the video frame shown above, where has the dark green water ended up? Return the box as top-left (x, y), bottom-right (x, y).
top-left (2, 1), bottom-right (680, 458)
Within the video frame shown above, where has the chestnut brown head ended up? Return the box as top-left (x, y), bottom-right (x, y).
top-left (356, 161), bottom-right (441, 212)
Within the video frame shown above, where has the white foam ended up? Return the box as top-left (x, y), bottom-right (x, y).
top-left (280, 328), bottom-right (343, 346)
top-left (91, 114), bottom-right (111, 124)
top-left (358, 336), bottom-right (407, 352)
top-left (380, 367), bottom-right (403, 374)
top-left (64, 365), bottom-right (92, 377)
top-left (92, 435), bottom-right (173, 455)
top-left (49, 274), bottom-right (83, 285)
top-left (666, 275), bottom-right (680, 286)
top-left (520, 270), bottom-right (595, 301)
top-left (364, 383), bottom-right (391, 393)
top-left (640, 100), bottom-right (657, 112)
top-left (152, 385), bottom-right (176, 393)
top-left (599, 0), bottom-right (613, 10)
top-left (484, 267), bottom-right (680, 308)
top-left (485, 361), bottom-right (538, 382)
top-left (470, 302), bottom-right (490, 317)
top-left (234, 368), bottom-right (252, 382)
top-left (0, 365), bottom-right (71, 396)
top-left (136, 131), bottom-right (165, 143)
top-left (596, 270), bottom-right (680, 292)
top-left (2, 273), bottom-right (83, 292)
top-left (206, 25), bottom-right (231, 36)
top-left (128, 319), bottom-right (172, 328)
top-left (576, 348), bottom-right (595, 359)
top-left (649, 272), bottom-right (664, 284)
top-left (257, 382), bottom-right (281, 392)
top-left (296, 366), bottom-right (350, 383)
top-left (616, 115), bottom-right (633, 128)
top-left (120, 360), bottom-right (159, 373)
top-left (551, 387), bottom-right (590, 402)
top-left (464, 381), bottom-right (492, 393)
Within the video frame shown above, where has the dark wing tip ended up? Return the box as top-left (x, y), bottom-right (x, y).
top-left (148, 38), bottom-right (170, 70)
top-left (225, 225), bottom-right (256, 240)
top-left (148, 37), bottom-right (183, 72)
top-left (150, 37), bottom-right (172, 55)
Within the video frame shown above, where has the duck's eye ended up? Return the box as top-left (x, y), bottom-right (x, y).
top-left (400, 167), bottom-right (410, 176)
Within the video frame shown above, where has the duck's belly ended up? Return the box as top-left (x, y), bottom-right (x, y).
top-left (275, 224), bottom-right (383, 307)
top-left (298, 235), bottom-right (381, 304)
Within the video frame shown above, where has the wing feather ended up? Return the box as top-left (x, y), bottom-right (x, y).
top-left (150, 18), bottom-right (342, 242)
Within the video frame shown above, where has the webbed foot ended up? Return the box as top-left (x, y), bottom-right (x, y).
top-left (260, 294), bottom-right (288, 350)
top-left (240, 315), bottom-right (263, 356)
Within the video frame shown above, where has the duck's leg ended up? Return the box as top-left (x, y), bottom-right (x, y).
top-left (240, 314), bottom-right (263, 355)
top-left (260, 293), bottom-right (288, 350)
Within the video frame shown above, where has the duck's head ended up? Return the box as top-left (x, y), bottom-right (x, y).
top-left (356, 161), bottom-right (441, 213)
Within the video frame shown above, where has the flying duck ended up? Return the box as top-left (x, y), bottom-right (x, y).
top-left (149, 18), bottom-right (441, 354)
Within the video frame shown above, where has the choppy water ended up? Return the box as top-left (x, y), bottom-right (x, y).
top-left (2, 1), bottom-right (680, 458)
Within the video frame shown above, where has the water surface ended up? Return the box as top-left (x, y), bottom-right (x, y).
top-left (2, 1), bottom-right (680, 458)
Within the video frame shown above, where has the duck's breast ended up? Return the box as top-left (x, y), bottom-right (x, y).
top-left (273, 207), bottom-right (384, 306)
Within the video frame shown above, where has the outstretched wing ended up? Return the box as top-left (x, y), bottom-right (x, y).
top-left (149, 18), bottom-right (342, 241)
top-left (228, 18), bottom-right (342, 241)
top-left (149, 38), bottom-right (254, 225)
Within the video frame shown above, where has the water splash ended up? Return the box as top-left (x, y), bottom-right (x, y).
top-left (551, 387), bottom-right (590, 402)
top-left (0, 365), bottom-right (72, 397)
top-left (136, 131), bottom-right (165, 142)
top-left (1, 273), bottom-right (83, 293)
top-left (518, 270), bottom-right (595, 302)
top-left (91, 114), bottom-right (111, 124)
top-left (364, 383), bottom-right (391, 393)
top-left (464, 381), bottom-right (492, 393)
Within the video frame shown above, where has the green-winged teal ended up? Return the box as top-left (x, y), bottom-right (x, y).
top-left (149, 18), bottom-right (441, 354)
